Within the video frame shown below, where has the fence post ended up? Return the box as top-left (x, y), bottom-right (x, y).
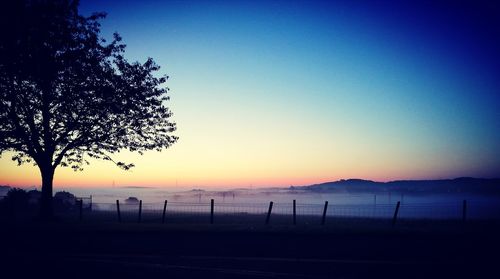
top-left (116, 200), bottom-right (121, 223)
top-left (462, 200), bottom-right (467, 223)
top-left (162, 200), bottom-right (168, 224)
top-left (138, 200), bottom-right (142, 223)
top-left (89, 195), bottom-right (93, 211)
top-left (79, 199), bottom-right (83, 221)
top-left (293, 199), bottom-right (297, 225)
top-left (265, 201), bottom-right (273, 225)
top-left (392, 201), bottom-right (401, 227)
top-left (321, 201), bottom-right (328, 225)
top-left (210, 199), bottom-right (214, 224)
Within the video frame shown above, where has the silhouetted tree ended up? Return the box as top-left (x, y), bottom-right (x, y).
top-left (0, 1), bottom-right (177, 219)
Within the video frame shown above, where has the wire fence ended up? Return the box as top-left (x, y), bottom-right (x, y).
top-left (2, 194), bottom-right (500, 226)
top-left (10, 199), bottom-right (487, 226)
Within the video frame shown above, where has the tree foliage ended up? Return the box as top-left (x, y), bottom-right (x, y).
top-left (0, 0), bottom-right (177, 173)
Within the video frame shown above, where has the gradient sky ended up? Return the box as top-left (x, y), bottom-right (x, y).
top-left (1, 0), bottom-right (499, 188)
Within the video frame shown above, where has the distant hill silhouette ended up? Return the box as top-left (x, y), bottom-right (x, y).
top-left (291, 177), bottom-right (500, 195)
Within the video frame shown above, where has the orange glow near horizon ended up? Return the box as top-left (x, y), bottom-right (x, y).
top-left (0, 140), bottom-right (494, 190)
top-left (0, 110), bottom-right (497, 189)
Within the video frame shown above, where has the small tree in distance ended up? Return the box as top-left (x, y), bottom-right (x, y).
top-left (0, 0), bottom-right (178, 218)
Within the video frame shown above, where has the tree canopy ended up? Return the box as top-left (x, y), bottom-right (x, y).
top-left (0, 0), bottom-right (177, 216)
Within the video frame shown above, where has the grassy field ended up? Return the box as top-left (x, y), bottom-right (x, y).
top-left (1, 216), bottom-right (499, 278)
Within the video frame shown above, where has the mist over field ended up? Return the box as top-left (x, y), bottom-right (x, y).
top-left (3, 177), bottom-right (479, 220)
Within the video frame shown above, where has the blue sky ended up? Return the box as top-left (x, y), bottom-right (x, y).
top-left (2, 0), bottom-right (498, 187)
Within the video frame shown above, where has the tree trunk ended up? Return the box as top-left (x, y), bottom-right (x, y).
top-left (40, 165), bottom-right (55, 220)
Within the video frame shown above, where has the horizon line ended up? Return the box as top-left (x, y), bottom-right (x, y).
top-left (2, 176), bottom-right (499, 190)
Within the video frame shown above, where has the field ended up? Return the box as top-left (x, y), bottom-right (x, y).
top-left (1, 194), bottom-right (499, 278)
top-left (1, 213), bottom-right (499, 278)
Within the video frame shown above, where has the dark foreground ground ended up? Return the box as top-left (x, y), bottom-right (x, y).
top-left (1, 219), bottom-right (499, 279)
